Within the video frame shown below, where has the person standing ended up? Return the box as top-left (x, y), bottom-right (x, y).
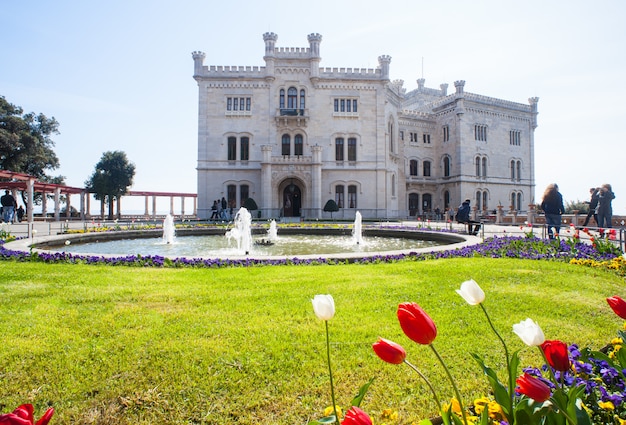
top-left (1, 190), bottom-right (17, 223)
top-left (540, 183), bottom-right (565, 239)
top-left (596, 183), bottom-right (615, 229)
top-left (582, 187), bottom-right (599, 227)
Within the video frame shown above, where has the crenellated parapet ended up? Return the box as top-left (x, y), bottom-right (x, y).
top-left (192, 51), bottom-right (206, 76)
top-left (318, 67), bottom-right (381, 80)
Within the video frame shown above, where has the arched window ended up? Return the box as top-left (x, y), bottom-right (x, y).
top-left (517, 192), bottom-right (522, 210)
top-left (409, 159), bottom-right (418, 176)
top-left (348, 185), bottom-right (357, 208)
top-left (279, 89), bottom-right (285, 109)
top-left (475, 157), bottom-right (481, 177)
top-left (299, 89), bottom-right (306, 109)
top-left (483, 191), bottom-right (488, 211)
top-left (389, 121), bottom-right (394, 153)
top-left (287, 87), bottom-right (297, 108)
top-left (335, 185), bottom-right (344, 208)
top-left (240, 137), bottom-right (249, 161)
top-left (511, 193), bottom-right (516, 210)
top-left (281, 134), bottom-right (291, 156)
top-left (443, 156), bottom-right (450, 177)
top-left (444, 190), bottom-right (450, 209)
top-left (482, 157), bottom-right (487, 177)
top-left (510, 160), bottom-right (516, 180)
top-left (423, 160), bottom-right (431, 177)
top-left (335, 138), bottom-right (344, 161)
top-left (391, 174), bottom-right (396, 196)
top-left (348, 137), bottom-right (357, 161)
top-left (516, 161), bottom-right (521, 182)
top-left (228, 136), bottom-right (237, 160)
top-left (294, 134), bottom-right (303, 156)
top-left (476, 191), bottom-right (482, 210)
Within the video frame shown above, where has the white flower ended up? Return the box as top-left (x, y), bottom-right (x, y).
top-left (456, 279), bottom-right (485, 305)
top-left (65, 240), bottom-right (71, 246)
top-left (513, 318), bottom-right (545, 346)
top-left (312, 294), bottom-right (335, 321)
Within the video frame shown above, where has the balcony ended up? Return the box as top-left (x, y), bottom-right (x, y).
top-left (275, 108), bottom-right (308, 127)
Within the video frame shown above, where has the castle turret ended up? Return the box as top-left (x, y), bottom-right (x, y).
top-left (440, 83), bottom-right (448, 96)
top-left (417, 78), bottom-right (425, 90)
top-left (263, 32), bottom-right (278, 80)
top-left (528, 97), bottom-right (540, 129)
top-left (454, 80), bottom-right (465, 95)
top-left (308, 33), bottom-right (322, 81)
top-left (191, 51), bottom-right (206, 77)
top-left (378, 55), bottom-right (391, 81)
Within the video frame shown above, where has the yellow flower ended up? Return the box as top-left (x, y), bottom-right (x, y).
top-left (324, 405), bottom-right (342, 419)
top-left (611, 337), bottom-right (623, 345)
top-left (598, 401), bottom-right (615, 411)
top-left (618, 418), bottom-right (626, 425)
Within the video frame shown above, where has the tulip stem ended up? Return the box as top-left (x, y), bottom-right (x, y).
top-left (325, 321), bottom-right (339, 424)
top-left (479, 303), bottom-right (514, 419)
top-left (537, 347), bottom-right (561, 390)
top-left (404, 359), bottom-right (443, 413)
top-left (429, 344), bottom-right (469, 425)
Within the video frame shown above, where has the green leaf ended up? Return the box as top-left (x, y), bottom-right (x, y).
top-left (350, 377), bottom-right (374, 407)
top-left (417, 420), bottom-right (433, 425)
top-left (307, 416), bottom-right (337, 424)
top-left (471, 353), bottom-right (512, 417)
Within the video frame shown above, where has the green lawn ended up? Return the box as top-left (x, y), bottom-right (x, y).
top-left (0, 259), bottom-right (623, 424)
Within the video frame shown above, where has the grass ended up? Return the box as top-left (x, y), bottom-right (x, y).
top-left (0, 258), bottom-right (623, 424)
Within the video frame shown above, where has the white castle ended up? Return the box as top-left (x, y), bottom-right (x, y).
top-left (192, 33), bottom-right (538, 220)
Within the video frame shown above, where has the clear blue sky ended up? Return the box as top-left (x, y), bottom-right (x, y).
top-left (2, 0), bottom-right (625, 214)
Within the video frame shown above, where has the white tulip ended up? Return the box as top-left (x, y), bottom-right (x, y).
top-left (312, 294), bottom-right (335, 321)
top-left (456, 279), bottom-right (485, 305)
top-left (512, 318), bottom-right (545, 346)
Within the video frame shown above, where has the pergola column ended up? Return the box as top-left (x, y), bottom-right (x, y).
top-left (152, 196), bottom-right (157, 219)
top-left (144, 196), bottom-right (149, 218)
top-left (180, 197), bottom-right (185, 216)
top-left (54, 188), bottom-right (61, 221)
top-left (170, 196), bottom-right (174, 215)
top-left (65, 192), bottom-right (71, 219)
top-left (27, 178), bottom-right (35, 222)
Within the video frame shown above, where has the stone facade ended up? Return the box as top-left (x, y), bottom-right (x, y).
top-left (192, 33), bottom-right (538, 220)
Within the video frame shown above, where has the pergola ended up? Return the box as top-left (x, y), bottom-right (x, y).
top-left (0, 170), bottom-right (197, 222)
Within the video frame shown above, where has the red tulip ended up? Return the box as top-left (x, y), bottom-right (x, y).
top-left (341, 406), bottom-right (372, 425)
top-left (372, 338), bottom-right (406, 364)
top-left (607, 296), bottom-right (626, 320)
top-left (0, 404), bottom-right (54, 425)
top-left (541, 340), bottom-right (570, 372)
top-left (516, 373), bottom-right (551, 402)
top-left (397, 302), bottom-right (437, 345)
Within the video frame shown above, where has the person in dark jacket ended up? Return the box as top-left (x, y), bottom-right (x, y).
top-left (582, 187), bottom-right (599, 227)
top-left (455, 199), bottom-right (481, 236)
top-left (596, 183), bottom-right (615, 229)
top-left (540, 183), bottom-right (565, 239)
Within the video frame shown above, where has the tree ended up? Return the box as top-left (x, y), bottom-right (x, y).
top-left (323, 199), bottom-right (339, 219)
top-left (85, 151), bottom-right (136, 219)
top-left (243, 197), bottom-right (258, 211)
top-left (0, 96), bottom-right (65, 204)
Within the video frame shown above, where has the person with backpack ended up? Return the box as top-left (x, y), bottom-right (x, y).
top-left (456, 199), bottom-right (481, 236)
